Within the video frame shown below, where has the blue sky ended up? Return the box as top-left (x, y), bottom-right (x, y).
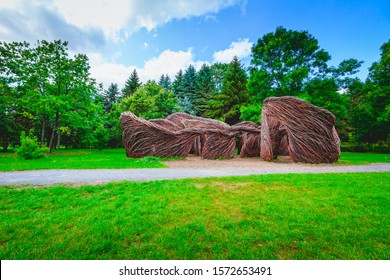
top-left (0, 0), bottom-right (389, 88)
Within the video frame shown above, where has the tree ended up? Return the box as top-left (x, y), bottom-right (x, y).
top-left (158, 74), bottom-right (171, 90)
top-left (248, 26), bottom-right (331, 102)
top-left (121, 81), bottom-right (179, 119)
top-left (181, 65), bottom-right (197, 114)
top-left (195, 64), bottom-right (215, 117)
top-left (122, 69), bottom-right (141, 98)
top-left (172, 69), bottom-right (184, 98)
top-left (0, 40), bottom-right (101, 151)
top-left (363, 39), bottom-right (390, 142)
top-left (205, 56), bottom-right (248, 125)
top-left (102, 83), bottom-right (120, 112)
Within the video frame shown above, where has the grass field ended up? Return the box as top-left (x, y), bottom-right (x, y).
top-left (0, 149), bottom-right (389, 171)
top-left (0, 149), bottom-right (166, 171)
top-left (0, 172), bottom-right (389, 260)
top-left (338, 152), bottom-right (390, 165)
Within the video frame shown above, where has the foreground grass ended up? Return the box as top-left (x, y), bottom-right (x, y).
top-left (0, 149), bottom-right (166, 171)
top-left (0, 172), bottom-right (389, 260)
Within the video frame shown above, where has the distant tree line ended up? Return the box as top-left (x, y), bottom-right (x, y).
top-left (1, 26), bottom-right (389, 152)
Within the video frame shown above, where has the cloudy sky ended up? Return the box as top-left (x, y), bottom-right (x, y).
top-left (1, 0), bottom-right (389, 88)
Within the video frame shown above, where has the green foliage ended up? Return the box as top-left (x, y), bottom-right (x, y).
top-left (180, 65), bottom-right (197, 114)
top-left (248, 26), bottom-right (330, 102)
top-left (240, 103), bottom-right (262, 123)
top-left (194, 64), bottom-right (216, 116)
top-left (205, 56), bottom-right (248, 124)
top-left (15, 131), bottom-right (46, 159)
top-left (0, 40), bottom-right (102, 152)
top-left (340, 142), bottom-right (390, 154)
top-left (158, 74), bottom-right (171, 90)
top-left (302, 78), bottom-right (350, 140)
top-left (121, 81), bottom-right (179, 119)
top-left (102, 83), bottom-right (120, 112)
top-left (1, 173), bottom-right (388, 259)
top-left (365, 39), bottom-right (390, 142)
top-left (122, 69), bottom-right (141, 98)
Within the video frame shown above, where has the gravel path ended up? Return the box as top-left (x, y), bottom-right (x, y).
top-left (0, 156), bottom-right (389, 186)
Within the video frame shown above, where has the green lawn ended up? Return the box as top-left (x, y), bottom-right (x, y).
top-left (0, 149), bottom-right (389, 171)
top-left (338, 152), bottom-right (390, 165)
top-left (0, 149), bottom-right (166, 171)
top-left (1, 172), bottom-right (389, 260)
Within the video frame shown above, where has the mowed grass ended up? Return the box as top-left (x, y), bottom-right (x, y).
top-left (0, 172), bottom-right (389, 260)
top-left (0, 149), bottom-right (166, 171)
top-left (338, 152), bottom-right (390, 165)
top-left (0, 149), bottom-right (389, 171)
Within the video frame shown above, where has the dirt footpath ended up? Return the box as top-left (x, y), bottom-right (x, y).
top-left (163, 155), bottom-right (294, 168)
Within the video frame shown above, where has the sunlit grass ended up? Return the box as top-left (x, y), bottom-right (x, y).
top-left (1, 172), bottom-right (389, 260)
top-left (337, 152), bottom-right (389, 164)
top-left (1, 149), bottom-right (389, 171)
top-left (0, 149), bottom-right (167, 171)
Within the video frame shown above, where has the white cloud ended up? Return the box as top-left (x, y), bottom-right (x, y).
top-left (0, 0), bottom-right (246, 43)
top-left (89, 49), bottom-right (208, 89)
top-left (213, 38), bottom-right (253, 63)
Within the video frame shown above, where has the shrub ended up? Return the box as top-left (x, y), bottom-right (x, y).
top-left (15, 131), bottom-right (47, 159)
top-left (341, 142), bottom-right (390, 153)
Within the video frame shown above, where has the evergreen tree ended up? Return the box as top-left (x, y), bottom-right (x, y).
top-left (102, 83), bottom-right (120, 112)
top-left (195, 64), bottom-right (215, 117)
top-left (172, 69), bottom-right (184, 98)
top-left (172, 69), bottom-right (195, 114)
top-left (181, 65), bottom-right (197, 114)
top-left (205, 56), bottom-right (248, 125)
top-left (158, 74), bottom-right (171, 90)
top-left (122, 69), bottom-right (141, 98)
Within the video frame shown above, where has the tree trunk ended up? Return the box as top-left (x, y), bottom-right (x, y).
top-left (49, 112), bottom-right (59, 153)
top-left (2, 136), bottom-right (8, 152)
top-left (49, 129), bottom-right (55, 153)
top-left (56, 131), bottom-right (61, 149)
top-left (41, 117), bottom-right (46, 147)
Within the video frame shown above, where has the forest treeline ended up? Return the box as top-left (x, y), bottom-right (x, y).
top-left (0, 26), bottom-right (389, 152)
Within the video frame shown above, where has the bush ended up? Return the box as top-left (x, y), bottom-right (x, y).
top-left (341, 142), bottom-right (390, 153)
top-left (15, 131), bottom-right (47, 159)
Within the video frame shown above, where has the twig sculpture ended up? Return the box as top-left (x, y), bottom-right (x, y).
top-left (260, 96), bottom-right (340, 163)
top-left (120, 96), bottom-right (340, 163)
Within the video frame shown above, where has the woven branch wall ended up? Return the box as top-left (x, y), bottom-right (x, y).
top-left (120, 96), bottom-right (340, 163)
top-left (120, 112), bottom-right (261, 159)
top-left (260, 96), bottom-right (340, 163)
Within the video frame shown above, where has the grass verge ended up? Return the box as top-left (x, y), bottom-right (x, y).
top-left (0, 149), bottom-right (389, 171)
top-left (0, 172), bottom-right (389, 260)
top-left (337, 152), bottom-right (389, 165)
top-left (0, 149), bottom-right (166, 171)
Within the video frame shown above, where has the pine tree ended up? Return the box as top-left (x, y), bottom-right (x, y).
top-left (102, 83), bottom-right (120, 112)
top-left (181, 65), bottom-right (197, 114)
top-left (195, 64), bottom-right (215, 117)
top-left (172, 69), bottom-right (184, 98)
top-left (122, 69), bottom-right (141, 98)
top-left (205, 56), bottom-right (248, 125)
top-left (158, 74), bottom-right (171, 90)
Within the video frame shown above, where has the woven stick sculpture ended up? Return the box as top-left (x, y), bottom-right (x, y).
top-left (120, 112), bottom-right (199, 158)
top-left (260, 96), bottom-right (340, 163)
top-left (166, 112), bottom-right (231, 156)
top-left (231, 122), bottom-right (262, 157)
